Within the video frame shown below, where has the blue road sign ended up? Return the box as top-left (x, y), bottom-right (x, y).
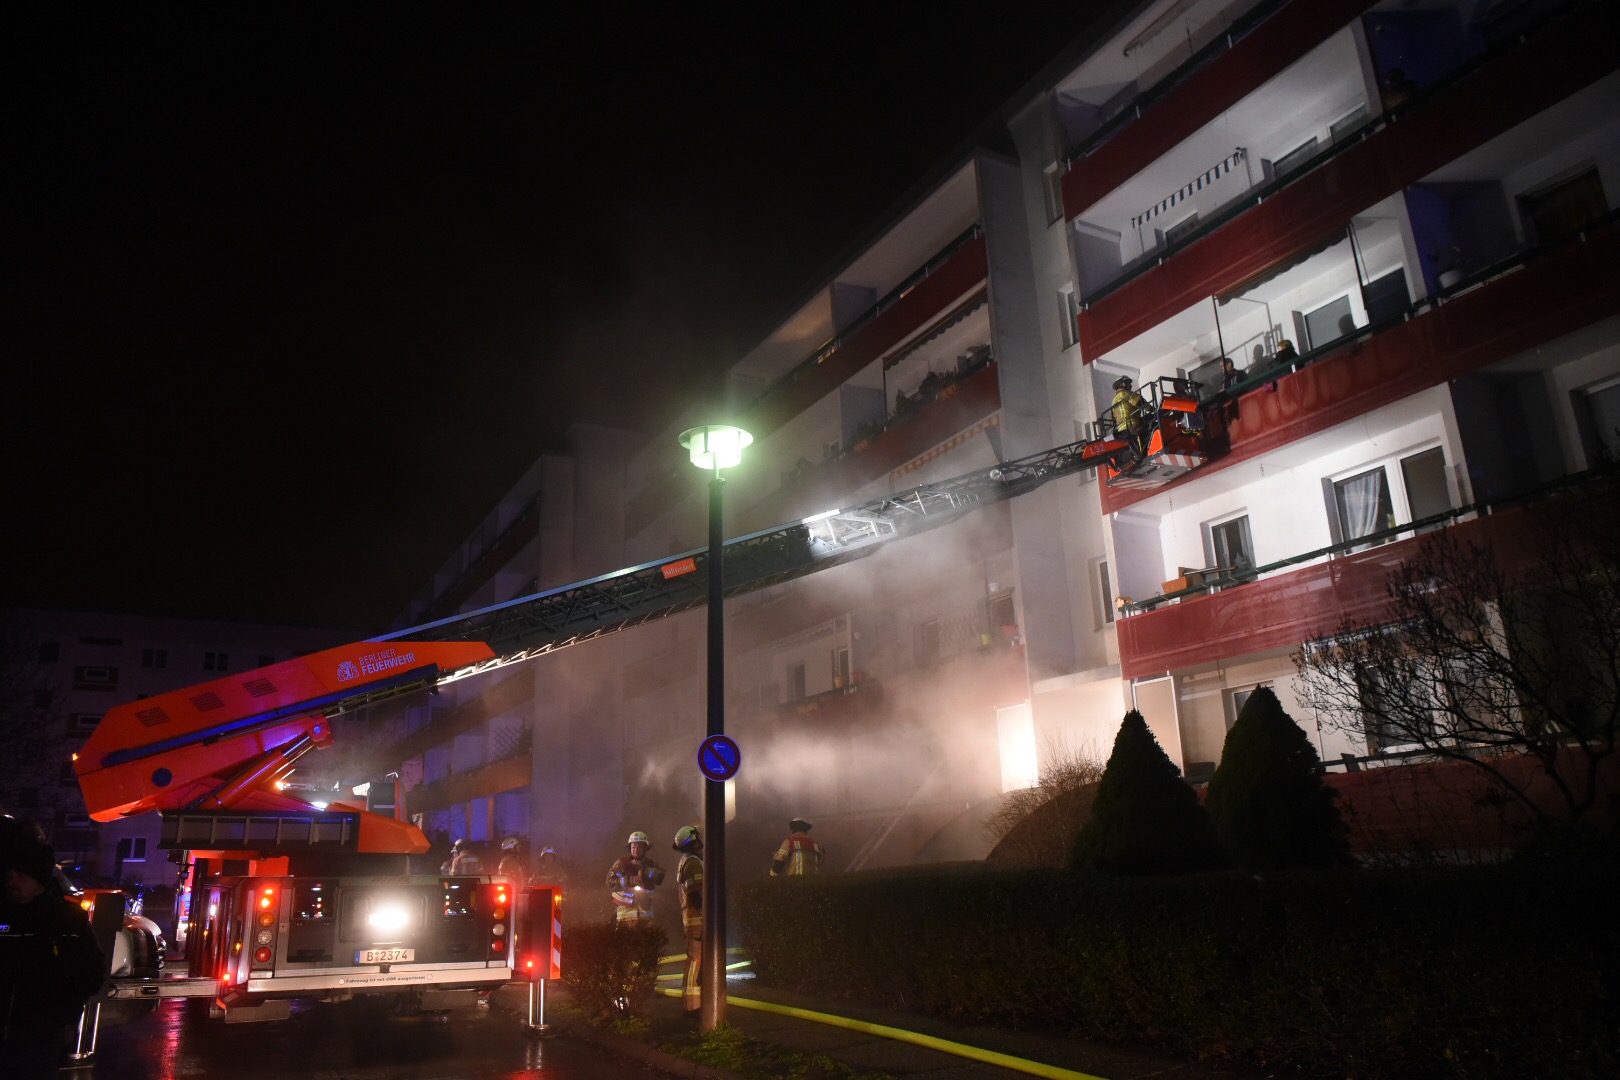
top-left (697, 734), bottom-right (741, 782)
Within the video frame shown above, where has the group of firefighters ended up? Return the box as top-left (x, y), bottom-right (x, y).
top-left (607, 817), bottom-right (823, 1014)
top-left (435, 817), bottom-right (823, 1015)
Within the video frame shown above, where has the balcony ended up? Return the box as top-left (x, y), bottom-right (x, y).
top-left (1100, 209), bottom-right (1620, 516)
top-left (373, 672), bottom-right (532, 769)
top-left (1116, 492), bottom-right (1549, 679)
top-left (407, 748), bottom-right (531, 813)
top-left (1075, 0), bottom-right (1616, 359)
top-left (625, 230), bottom-right (989, 537)
top-left (763, 357), bottom-right (1001, 519)
top-left (1060, 0), bottom-right (1365, 218)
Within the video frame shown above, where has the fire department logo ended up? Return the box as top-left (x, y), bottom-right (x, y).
top-left (336, 661), bottom-right (360, 682)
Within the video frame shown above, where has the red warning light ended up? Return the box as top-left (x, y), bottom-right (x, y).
top-left (254, 947), bottom-right (272, 963)
top-left (490, 939), bottom-right (505, 953)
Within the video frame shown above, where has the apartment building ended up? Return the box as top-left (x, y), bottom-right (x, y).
top-left (1, 608), bottom-right (353, 887)
top-left (372, 0), bottom-right (1620, 873)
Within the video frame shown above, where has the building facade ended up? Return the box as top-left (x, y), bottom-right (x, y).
top-left (1, 608), bottom-right (354, 888)
top-left (368, 0), bottom-right (1620, 878)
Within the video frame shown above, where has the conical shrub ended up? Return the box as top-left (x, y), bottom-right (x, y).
top-left (1070, 710), bottom-right (1225, 874)
top-left (1206, 687), bottom-right (1350, 869)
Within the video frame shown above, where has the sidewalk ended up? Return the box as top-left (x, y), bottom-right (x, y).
top-left (493, 977), bottom-right (1275, 1080)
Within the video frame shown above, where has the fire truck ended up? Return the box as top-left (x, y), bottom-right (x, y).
top-left (70, 384), bottom-right (1210, 1023)
top-left (72, 639), bottom-right (560, 1023)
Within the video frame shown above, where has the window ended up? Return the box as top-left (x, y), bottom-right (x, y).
top-left (1093, 558), bottom-right (1115, 627)
top-left (1520, 165), bottom-right (1607, 248)
top-left (39, 641), bottom-right (60, 663)
top-left (116, 837), bottom-right (148, 863)
top-left (1400, 447), bottom-right (1451, 532)
top-left (1329, 105), bottom-right (1368, 144)
top-left (1208, 514), bottom-right (1255, 574)
top-left (1164, 213), bottom-right (1201, 246)
top-left (73, 665), bottom-right (118, 691)
top-left (834, 649), bottom-right (850, 685)
top-left (1059, 288), bottom-right (1079, 350)
top-left (141, 647), bottom-right (168, 669)
top-left (1273, 136), bottom-right (1320, 179)
top-left (1303, 294), bottom-right (1355, 351)
top-left (1330, 448), bottom-right (1452, 551)
top-left (919, 620), bottom-right (942, 666)
top-left (1042, 162), bottom-right (1065, 224)
top-left (788, 662), bottom-right (806, 701)
top-left (67, 714), bottom-right (102, 735)
top-left (1333, 467), bottom-right (1397, 550)
top-left (1578, 378), bottom-right (1620, 463)
top-left (1226, 684), bottom-right (1269, 730)
top-left (1356, 666), bottom-right (1438, 754)
top-left (204, 651), bottom-right (230, 672)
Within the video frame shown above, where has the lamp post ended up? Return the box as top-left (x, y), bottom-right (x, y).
top-left (678, 423), bottom-right (752, 1033)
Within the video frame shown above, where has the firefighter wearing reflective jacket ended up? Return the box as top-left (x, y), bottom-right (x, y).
top-left (606, 831), bottom-right (664, 925)
top-left (1110, 376), bottom-right (1146, 457)
top-left (672, 825), bottom-right (703, 1014)
top-left (770, 818), bottom-right (823, 876)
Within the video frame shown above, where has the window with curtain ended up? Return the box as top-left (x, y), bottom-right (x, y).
top-left (1334, 467), bottom-right (1397, 549)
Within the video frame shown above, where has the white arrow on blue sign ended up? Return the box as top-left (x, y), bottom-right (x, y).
top-left (697, 734), bottom-right (741, 782)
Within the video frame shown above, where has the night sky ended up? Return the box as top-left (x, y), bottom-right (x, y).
top-left (11, 4), bottom-right (1124, 631)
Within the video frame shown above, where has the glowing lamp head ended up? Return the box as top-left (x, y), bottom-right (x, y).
top-left (679, 425), bottom-right (752, 471)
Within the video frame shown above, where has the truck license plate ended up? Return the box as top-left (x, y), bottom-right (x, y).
top-left (355, 948), bottom-right (414, 964)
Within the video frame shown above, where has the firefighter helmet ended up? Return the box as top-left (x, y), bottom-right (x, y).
top-left (1112, 376), bottom-right (1133, 391)
top-left (790, 817), bottom-right (813, 833)
top-left (673, 825), bottom-right (701, 851)
top-left (627, 830), bottom-right (650, 849)
top-left (501, 836), bottom-right (520, 852)
top-left (451, 838), bottom-right (465, 852)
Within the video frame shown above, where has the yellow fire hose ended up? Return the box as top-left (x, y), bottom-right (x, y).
top-left (655, 953), bottom-right (1107, 1080)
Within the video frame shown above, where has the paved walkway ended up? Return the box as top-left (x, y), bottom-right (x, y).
top-left (493, 978), bottom-right (1275, 1080)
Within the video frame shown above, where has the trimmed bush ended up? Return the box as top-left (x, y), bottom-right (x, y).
top-left (1071, 710), bottom-right (1224, 874)
top-left (559, 919), bottom-right (667, 1021)
top-left (736, 860), bottom-right (1620, 1079)
top-left (1206, 686), bottom-right (1350, 869)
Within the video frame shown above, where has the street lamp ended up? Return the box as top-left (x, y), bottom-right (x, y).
top-left (678, 423), bottom-right (751, 1032)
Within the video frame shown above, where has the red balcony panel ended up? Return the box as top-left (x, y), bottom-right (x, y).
top-left (1118, 506), bottom-right (1543, 679)
top-left (743, 236), bottom-right (988, 439)
top-left (1325, 748), bottom-right (1620, 853)
top-left (1078, 2), bottom-right (1618, 359)
top-left (1100, 223), bottom-right (1620, 515)
top-left (1062, 0), bottom-right (1375, 221)
top-left (805, 360), bottom-right (1000, 504)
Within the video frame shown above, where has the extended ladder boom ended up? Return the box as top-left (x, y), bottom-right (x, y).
top-left (378, 433), bottom-right (1119, 685)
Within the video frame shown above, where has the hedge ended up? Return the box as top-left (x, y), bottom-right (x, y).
top-left (736, 860), bottom-right (1619, 1079)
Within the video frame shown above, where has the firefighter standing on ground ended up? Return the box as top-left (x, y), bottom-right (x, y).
top-left (497, 837), bottom-right (527, 885)
top-left (672, 825), bottom-right (703, 1013)
top-left (606, 831), bottom-right (665, 924)
top-left (771, 817), bottom-right (823, 876)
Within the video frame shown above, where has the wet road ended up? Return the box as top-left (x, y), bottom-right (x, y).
top-left (84, 998), bottom-right (667, 1079)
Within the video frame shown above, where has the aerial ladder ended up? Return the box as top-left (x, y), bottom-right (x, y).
top-left (72, 390), bottom-right (1212, 1019)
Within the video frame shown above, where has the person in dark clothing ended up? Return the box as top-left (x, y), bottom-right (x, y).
top-left (2, 834), bottom-right (107, 1079)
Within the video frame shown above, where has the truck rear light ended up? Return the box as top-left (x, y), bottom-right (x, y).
top-left (490, 939), bottom-right (504, 953)
top-left (254, 947), bottom-right (272, 963)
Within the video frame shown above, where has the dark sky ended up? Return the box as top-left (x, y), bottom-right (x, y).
top-left (10, 5), bottom-right (1121, 630)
